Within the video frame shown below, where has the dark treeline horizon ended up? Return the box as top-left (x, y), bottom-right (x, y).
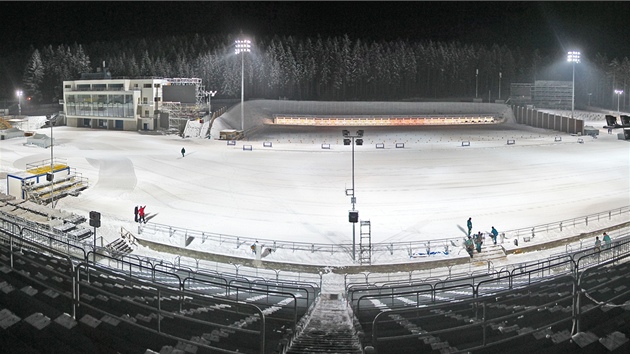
top-left (4, 32), bottom-right (630, 111)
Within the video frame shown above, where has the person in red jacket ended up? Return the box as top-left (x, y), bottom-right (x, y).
top-left (138, 205), bottom-right (146, 223)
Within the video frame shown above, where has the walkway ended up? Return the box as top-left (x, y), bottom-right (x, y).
top-left (284, 293), bottom-right (363, 354)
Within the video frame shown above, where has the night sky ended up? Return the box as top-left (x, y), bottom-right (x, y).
top-left (1, 1), bottom-right (629, 59)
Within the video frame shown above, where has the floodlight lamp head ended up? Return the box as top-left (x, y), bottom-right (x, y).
top-left (343, 138), bottom-right (351, 145)
top-left (356, 139), bottom-right (363, 146)
top-left (615, 89), bottom-right (624, 95)
top-left (16, 90), bottom-right (22, 97)
top-left (567, 51), bottom-right (581, 63)
top-left (235, 39), bottom-right (251, 55)
top-left (342, 130), bottom-right (350, 137)
top-left (356, 130), bottom-right (364, 137)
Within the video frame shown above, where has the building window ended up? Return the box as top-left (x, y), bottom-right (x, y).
top-left (143, 84), bottom-right (151, 88)
top-left (64, 85), bottom-right (71, 89)
top-left (144, 110), bottom-right (149, 117)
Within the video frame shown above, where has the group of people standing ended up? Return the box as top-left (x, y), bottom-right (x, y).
top-left (134, 205), bottom-right (147, 223)
top-left (595, 232), bottom-right (612, 252)
top-left (464, 217), bottom-right (501, 258)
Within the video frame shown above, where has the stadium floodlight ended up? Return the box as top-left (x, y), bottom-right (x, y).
top-left (615, 89), bottom-right (624, 115)
top-left (567, 51), bottom-right (581, 119)
top-left (342, 130), bottom-right (366, 262)
top-left (16, 90), bottom-right (22, 116)
top-left (499, 71), bottom-right (501, 101)
top-left (47, 114), bottom-right (57, 209)
top-left (475, 69), bottom-right (478, 99)
top-left (206, 90), bottom-right (217, 117)
top-left (235, 39), bottom-right (251, 132)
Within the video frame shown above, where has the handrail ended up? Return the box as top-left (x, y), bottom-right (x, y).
top-left (184, 275), bottom-right (298, 329)
top-left (75, 262), bottom-right (263, 354)
top-left (370, 274), bottom-right (578, 351)
top-left (88, 250), bottom-right (182, 288)
top-left (138, 205), bottom-right (630, 262)
top-left (365, 241), bottom-right (630, 352)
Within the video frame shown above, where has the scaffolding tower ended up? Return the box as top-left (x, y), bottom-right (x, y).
top-left (161, 78), bottom-right (207, 132)
top-left (359, 220), bottom-right (372, 265)
top-left (162, 102), bottom-right (201, 133)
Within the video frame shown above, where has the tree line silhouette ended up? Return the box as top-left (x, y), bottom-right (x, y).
top-left (13, 33), bottom-right (630, 111)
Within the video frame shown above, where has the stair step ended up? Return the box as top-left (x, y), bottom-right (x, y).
top-left (285, 295), bottom-right (363, 354)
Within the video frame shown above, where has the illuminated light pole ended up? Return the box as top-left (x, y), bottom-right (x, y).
top-left (235, 39), bottom-right (251, 132)
top-left (206, 90), bottom-right (217, 118)
top-left (499, 71), bottom-right (501, 101)
top-left (588, 92), bottom-right (592, 106)
top-left (615, 89), bottom-right (623, 116)
top-left (343, 129), bottom-right (364, 262)
top-left (567, 51), bottom-right (581, 119)
top-left (475, 69), bottom-right (479, 99)
top-left (16, 90), bottom-right (22, 116)
top-left (46, 114), bottom-right (57, 209)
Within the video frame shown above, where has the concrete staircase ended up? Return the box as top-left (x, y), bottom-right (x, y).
top-left (470, 243), bottom-right (506, 264)
top-left (284, 294), bottom-right (363, 354)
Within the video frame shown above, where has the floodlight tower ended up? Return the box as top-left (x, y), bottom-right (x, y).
top-left (206, 90), bottom-right (217, 117)
top-left (46, 114), bottom-right (57, 209)
top-left (567, 51), bottom-right (581, 119)
top-left (235, 38), bottom-right (251, 131)
top-left (343, 129), bottom-right (364, 262)
top-left (498, 72), bottom-right (502, 101)
top-left (16, 90), bottom-right (23, 116)
top-left (615, 89), bottom-right (623, 116)
top-left (475, 69), bottom-right (479, 99)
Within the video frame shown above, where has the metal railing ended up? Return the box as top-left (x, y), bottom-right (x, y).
top-left (350, 232), bottom-right (630, 321)
top-left (503, 205), bottom-right (630, 240)
top-left (365, 245), bottom-right (630, 353)
top-left (138, 205), bottom-right (630, 263)
top-left (0, 224), bottom-right (318, 353)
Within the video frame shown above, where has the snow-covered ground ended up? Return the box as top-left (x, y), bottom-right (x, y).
top-left (1, 102), bottom-right (628, 292)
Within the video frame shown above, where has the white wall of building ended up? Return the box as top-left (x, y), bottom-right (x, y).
top-left (62, 78), bottom-right (169, 131)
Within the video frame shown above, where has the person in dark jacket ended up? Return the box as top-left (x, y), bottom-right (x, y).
top-left (467, 217), bottom-right (472, 236)
top-left (181, 147), bottom-right (186, 157)
top-left (134, 205), bottom-right (139, 222)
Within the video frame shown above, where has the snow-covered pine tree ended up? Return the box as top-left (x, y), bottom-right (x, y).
top-left (23, 49), bottom-right (45, 103)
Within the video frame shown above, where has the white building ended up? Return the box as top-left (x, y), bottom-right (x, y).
top-left (62, 75), bottom-right (169, 131)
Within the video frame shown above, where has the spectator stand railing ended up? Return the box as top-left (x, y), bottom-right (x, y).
top-left (503, 205), bottom-right (630, 242)
top-left (139, 221), bottom-right (468, 261)
top-left (349, 231), bottom-right (630, 320)
top-left (138, 206), bottom-right (630, 265)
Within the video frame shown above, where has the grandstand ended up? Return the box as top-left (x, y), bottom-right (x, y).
top-left (1, 100), bottom-right (629, 353)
